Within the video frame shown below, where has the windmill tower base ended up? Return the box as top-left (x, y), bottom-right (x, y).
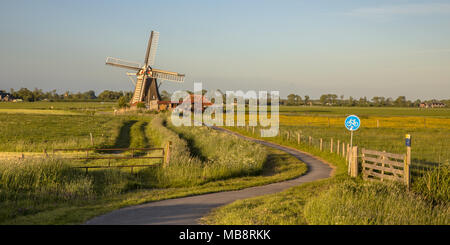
top-left (148, 100), bottom-right (159, 110)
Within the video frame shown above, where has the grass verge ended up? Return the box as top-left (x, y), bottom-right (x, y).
top-left (201, 127), bottom-right (449, 225)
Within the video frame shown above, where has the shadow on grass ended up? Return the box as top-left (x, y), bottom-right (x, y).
top-left (411, 158), bottom-right (441, 177)
top-left (97, 120), bottom-right (137, 154)
top-left (261, 153), bottom-right (289, 176)
top-left (161, 118), bottom-right (208, 162)
top-left (174, 132), bottom-right (208, 162)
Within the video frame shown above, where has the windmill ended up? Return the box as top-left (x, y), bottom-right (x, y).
top-left (106, 31), bottom-right (185, 110)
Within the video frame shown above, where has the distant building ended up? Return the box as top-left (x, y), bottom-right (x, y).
top-left (419, 102), bottom-right (446, 108)
top-left (0, 90), bottom-right (13, 102)
top-left (154, 94), bottom-right (212, 111)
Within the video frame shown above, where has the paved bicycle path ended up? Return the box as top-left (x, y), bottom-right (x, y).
top-left (85, 128), bottom-right (333, 225)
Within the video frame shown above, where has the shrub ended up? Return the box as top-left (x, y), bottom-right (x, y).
top-left (117, 96), bottom-right (129, 108)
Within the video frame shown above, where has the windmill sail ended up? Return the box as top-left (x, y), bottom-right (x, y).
top-left (144, 31), bottom-right (159, 67)
top-left (150, 69), bottom-right (185, 83)
top-left (106, 57), bottom-right (141, 70)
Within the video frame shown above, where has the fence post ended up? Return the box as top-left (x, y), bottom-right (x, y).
top-left (337, 140), bottom-right (340, 156)
top-left (90, 132), bottom-right (94, 146)
top-left (320, 138), bottom-right (323, 151)
top-left (380, 151), bottom-right (386, 181)
top-left (297, 132), bottom-right (300, 144)
top-left (287, 131), bottom-right (290, 141)
top-left (350, 146), bottom-right (358, 177)
top-left (361, 149), bottom-right (366, 179)
top-left (308, 136), bottom-right (312, 145)
top-left (342, 142), bottom-right (345, 157)
top-left (163, 141), bottom-right (172, 167)
top-left (405, 134), bottom-right (411, 188)
top-left (252, 126), bottom-right (255, 135)
top-left (346, 143), bottom-right (350, 162)
top-left (330, 138), bottom-right (333, 153)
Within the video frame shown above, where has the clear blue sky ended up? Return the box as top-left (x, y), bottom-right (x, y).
top-left (1, 0), bottom-right (449, 100)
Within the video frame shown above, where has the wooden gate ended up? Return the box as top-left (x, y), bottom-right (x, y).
top-left (361, 148), bottom-right (410, 187)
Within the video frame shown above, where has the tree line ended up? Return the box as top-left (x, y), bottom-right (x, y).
top-left (3, 88), bottom-right (133, 102)
top-left (284, 93), bottom-right (449, 107)
top-left (2, 88), bottom-right (448, 108)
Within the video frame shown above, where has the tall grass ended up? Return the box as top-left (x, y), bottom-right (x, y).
top-left (412, 163), bottom-right (450, 204)
top-left (304, 180), bottom-right (449, 225)
top-left (142, 116), bottom-right (267, 187)
top-left (0, 158), bottom-right (94, 201)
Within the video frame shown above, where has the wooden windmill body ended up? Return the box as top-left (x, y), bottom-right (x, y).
top-left (106, 31), bottom-right (184, 110)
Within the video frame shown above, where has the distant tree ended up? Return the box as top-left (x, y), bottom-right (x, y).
top-left (98, 90), bottom-right (123, 101)
top-left (117, 96), bottom-right (129, 108)
top-left (16, 88), bottom-right (34, 102)
top-left (83, 90), bottom-right (97, 100)
top-left (330, 94), bottom-right (338, 105)
top-left (32, 88), bottom-right (44, 101)
top-left (349, 96), bottom-right (356, 106)
top-left (372, 96), bottom-right (381, 106)
top-left (287, 94), bottom-right (296, 105)
top-left (295, 95), bottom-right (302, 105)
top-left (413, 99), bottom-right (421, 107)
top-left (304, 95), bottom-right (310, 105)
top-left (320, 94), bottom-right (329, 105)
top-left (359, 96), bottom-right (368, 106)
top-left (386, 97), bottom-right (394, 106)
top-left (394, 96), bottom-right (407, 107)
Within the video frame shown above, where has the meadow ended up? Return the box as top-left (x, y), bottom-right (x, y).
top-left (0, 105), bottom-right (307, 224)
top-left (203, 106), bottom-right (450, 225)
top-left (0, 101), bottom-right (115, 111)
top-left (203, 125), bottom-right (449, 225)
top-left (0, 113), bottom-right (124, 152)
top-left (1, 102), bottom-right (449, 225)
top-left (247, 106), bottom-right (450, 169)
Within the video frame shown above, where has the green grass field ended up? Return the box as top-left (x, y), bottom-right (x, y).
top-left (202, 127), bottom-right (449, 225)
top-left (0, 102), bottom-right (448, 225)
top-left (0, 105), bottom-right (307, 224)
top-left (0, 101), bottom-right (115, 111)
top-left (0, 113), bottom-right (124, 152)
top-left (251, 106), bottom-right (450, 171)
top-left (279, 105), bottom-right (450, 117)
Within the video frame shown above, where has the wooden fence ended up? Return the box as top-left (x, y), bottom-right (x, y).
top-left (15, 142), bottom-right (172, 173)
top-left (243, 127), bottom-right (412, 187)
top-left (360, 148), bottom-right (410, 187)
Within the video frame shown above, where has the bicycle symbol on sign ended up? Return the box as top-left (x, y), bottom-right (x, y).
top-left (345, 115), bottom-right (360, 131)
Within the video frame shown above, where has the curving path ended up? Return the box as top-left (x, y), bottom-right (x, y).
top-left (85, 127), bottom-right (333, 225)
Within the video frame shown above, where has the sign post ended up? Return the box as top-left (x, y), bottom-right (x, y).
top-left (345, 115), bottom-right (360, 175)
top-left (345, 115), bottom-right (361, 150)
top-left (405, 134), bottom-right (411, 188)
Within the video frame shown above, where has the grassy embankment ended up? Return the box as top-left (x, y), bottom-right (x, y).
top-left (202, 107), bottom-right (449, 225)
top-left (0, 111), bottom-right (306, 224)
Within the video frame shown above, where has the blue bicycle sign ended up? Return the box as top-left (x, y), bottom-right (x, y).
top-left (345, 115), bottom-right (360, 131)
